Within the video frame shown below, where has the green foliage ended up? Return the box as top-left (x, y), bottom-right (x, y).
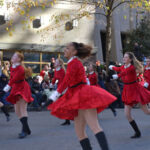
top-left (124, 16), bottom-right (150, 56)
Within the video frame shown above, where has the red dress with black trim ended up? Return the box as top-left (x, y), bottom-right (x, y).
top-left (48, 58), bottom-right (116, 120)
top-left (88, 72), bottom-right (99, 86)
top-left (52, 68), bottom-right (65, 88)
top-left (144, 66), bottom-right (150, 91)
top-left (113, 65), bottom-right (150, 106)
top-left (7, 65), bottom-right (33, 104)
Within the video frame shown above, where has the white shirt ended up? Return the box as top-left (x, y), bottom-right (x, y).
top-left (56, 67), bottom-right (61, 71)
top-left (145, 67), bottom-right (150, 70)
top-left (124, 63), bottom-right (131, 69)
top-left (67, 56), bottom-right (77, 64)
top-left (89, 71), bottom-right (94, 75)
top-left (12, 63), bottom-right (21, 68)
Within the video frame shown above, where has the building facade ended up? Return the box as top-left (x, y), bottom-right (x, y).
top-left (0, 0), bottom-right (144, 72)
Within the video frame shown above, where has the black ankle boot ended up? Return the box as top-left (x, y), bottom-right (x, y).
top-left (80, 138), bottom-right (92, 150)
top-left (129, 120), bottom-right (141, 138)
top-left (19, 117), bottom-right (31, 139)
top-left (95, 131), bottom-right (109, 150)
top-left (61, 120), bottom-right (71, 126)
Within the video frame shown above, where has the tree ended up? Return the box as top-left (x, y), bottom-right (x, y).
top-left (124, 15), bottom-right (150, 56)
top-left (3, 0), bottom-right (150, 72)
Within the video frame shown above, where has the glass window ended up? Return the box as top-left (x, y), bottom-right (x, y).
top-left (42, 53), bottom-right (58, 62)
top-left (24, 52), bottom-right (40, 62)
top-left (3, 51), bottom-right (14, 61)
top-left (24, 64), bottom-right (40, 73)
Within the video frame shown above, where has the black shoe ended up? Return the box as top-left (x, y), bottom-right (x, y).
top-left (6, 115), bottom-right (10, 122)
top-left (61, 120), bottom-right (71, 126)
top-left (129, 120), bottom-right (141, 139)
top-left (20, 117), bottom-right (31, 135)
top-left (18, 131), bottom-right (28, 139)
top-left (95, 131), bottom-right (109, 150)
top-left (113, 111), bottom-right (117, 117)
top-left (131, 133), bottom-right (141, 139)
top-left (80, 138), bottom-right (92, 150)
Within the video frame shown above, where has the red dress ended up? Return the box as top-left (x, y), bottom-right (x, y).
top-left (113, 65), bottom-right (150, 106)
top-left (48, 58), bottom-right (116, 120)
top-left (40, 70), bottom-right (51, 79)
top-left (144, 66), bottom-right (150, 90)
top-left (88, 72), bottom-right (98, 86)
top-left (52, 68), bottom-right (65, 88)
top-left (7, 65), bottom-right (33, 104)
top-left (137, 73), bottom-right (144, 86)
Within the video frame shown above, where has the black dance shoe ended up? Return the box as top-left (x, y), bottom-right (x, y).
top-left (18, 132), bottom-right (28, 139)
top-left (131, 133), bottom-right (141, 139)
top-left (113, 111), bottom-right (117, 117)
top-left (6, 115), bottom-right (10, 122)
top-left (61, 120), bottom-right (71, 126)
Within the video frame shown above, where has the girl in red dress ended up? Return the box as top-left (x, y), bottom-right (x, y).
top-left (87, 64), bottom-right (98, 86)
top-left (50, 58), bottom-right (70, 125)
top-left (47, 42), bottom-right (116, 150)
top-left (143, 56), bottom-right (150, 90)
top-left (109, 52), bottom-right (150, 138)
top-left (3, 52), bottom-right (33, 139)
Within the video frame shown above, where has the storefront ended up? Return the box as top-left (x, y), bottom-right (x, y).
top-left (0, 43), bottom-right (67, 73)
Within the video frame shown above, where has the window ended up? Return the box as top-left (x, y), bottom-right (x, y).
top-left (3, 51), bottom-right (14, 61)
top-left (24, 52), bottom-right (40, 62)
top-left (42, 53), bottom-right (58, 62)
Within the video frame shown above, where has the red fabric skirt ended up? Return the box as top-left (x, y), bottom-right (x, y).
top-left (7, 81), bottom-right (33, 104)
top-left (48, 84), bottom-right (116, 120)
top-left (122, 82), bottom-right (150, 106)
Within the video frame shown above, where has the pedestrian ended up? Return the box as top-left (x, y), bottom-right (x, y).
top-left (109, 52), bottom-right (150, 138)
top-left (47, 42), bottom-right (116, 150)
top-left (3, 52), bottom-right (33, 139)
top-left (49, 58), bottom-right (70, 126)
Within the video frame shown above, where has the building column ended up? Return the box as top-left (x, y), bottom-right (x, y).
top-left (94, 14), bottom-right (103, 62)
top-left (111, 12), bottom-right (123, 63)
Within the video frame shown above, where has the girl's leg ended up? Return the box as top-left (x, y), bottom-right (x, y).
top-left (140, 104), bottom-right (150, 115)
top-left (124, 105), bottom-right (141, 138)
top-left (0, 102), bottom-right (4, 107)
top-left (84, 109), bottom-right (109, 150)
top-left (74, 110), bottom-right (92, 150)
top-left (14, 101), bottom-right (21, 118)
top-left (109, 105), bottom-right (117, 117)
top-left (17, 99), bottom-right (31, 139)
top-left (124, 105), bottom-right (133, 122)
top-left (61, 120), bottom-right (71, 126)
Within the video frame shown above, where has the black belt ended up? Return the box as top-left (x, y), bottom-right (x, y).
top-left (15, 80), bottom-right (25, 83)
top-left (70, 82), bottom-right (86, 88)
top-left (123, 81), bottom-right (137, 85)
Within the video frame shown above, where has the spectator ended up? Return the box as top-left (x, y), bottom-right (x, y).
top-left (2, 61), bottom-right (10, 79)
top-left (40, 64), bottom-right (51, 80)
top-left (96, 60), bottom-right (106, 89)
top-left (105, 73), bottom-right (124, 108)
top-left (42, 75), bottom-right (52, 99)
top-left (0, 74), bottom-right (11, 121)
top-left (30, 76), bottom-right (43, 110)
